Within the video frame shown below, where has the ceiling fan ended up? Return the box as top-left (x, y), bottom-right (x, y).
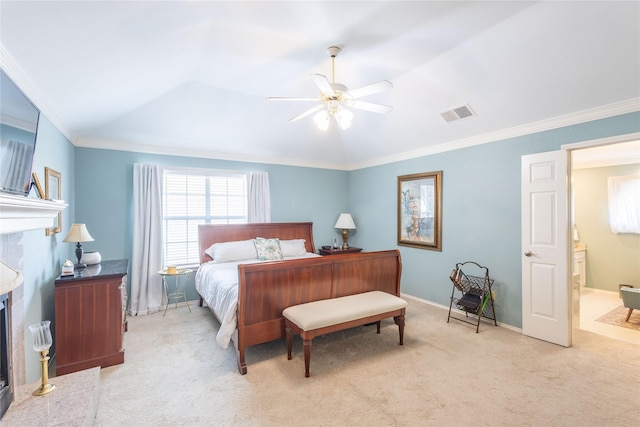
top-left (267, 46), bottom-right (393, 131)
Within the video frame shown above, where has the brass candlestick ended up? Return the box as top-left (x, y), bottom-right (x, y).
top-left (29, 321), bottom-right (55, 396)
top-left (33, 349), bottom-right (55, 396)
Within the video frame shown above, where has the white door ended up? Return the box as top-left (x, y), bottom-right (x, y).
top-left (521, 150), bottom-right (571, 346)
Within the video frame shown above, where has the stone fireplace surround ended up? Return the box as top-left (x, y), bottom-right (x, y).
top-left (1, 232), bottom-right (25, 379)
top-left (0, 194), bottom-right (67, 420)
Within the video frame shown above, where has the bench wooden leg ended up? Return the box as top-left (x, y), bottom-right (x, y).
top-left (376, 321), bottom-right (381, 334)
top-left (286, 323), bottom-right (293, 360)
top-left (303, 338), bottom-right (312, 378)
top-left (394, 315), bottom-right (405, 345)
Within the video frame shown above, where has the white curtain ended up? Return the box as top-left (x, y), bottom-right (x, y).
top-left (0, 140), bottom-right (33, 192)
top-left (130, 164), bottom-right (165, 315)
top-left (608, 175), bottom-right (640, 234)
top-left (248, 171), bottom-right (271, 223)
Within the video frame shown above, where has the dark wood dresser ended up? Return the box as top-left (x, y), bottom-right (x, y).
top-left (54, 259), bottom-right (128, 376)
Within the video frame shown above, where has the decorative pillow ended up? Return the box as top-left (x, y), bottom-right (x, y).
top-left (253, 238), bottom-right (284, 261)
top-left (279, 239), bottom-right (307, 257)
top-left (205, 239), bottom-right (258, 263)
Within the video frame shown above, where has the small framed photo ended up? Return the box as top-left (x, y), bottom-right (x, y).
top-left (397, 171), bottom-right (442, 251)
top-left (31, 172), bottom-right (44, 199)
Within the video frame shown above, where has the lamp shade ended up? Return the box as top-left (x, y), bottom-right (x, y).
top-left (63, 224), bottom-right (94, 243)
top-left (334, 213), bottom-right (356, 229)
top-left (334, 108), bottom-right (353, 130)
top-left (313, 110), bottom-right (330, 131)
top-left (0, 260), bottom-right (24, 295)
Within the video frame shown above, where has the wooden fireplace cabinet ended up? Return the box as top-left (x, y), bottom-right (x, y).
top-left (54, 259), bottom-right (128, 376)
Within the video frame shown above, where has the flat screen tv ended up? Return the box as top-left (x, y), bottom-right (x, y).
top-left (0, 69), bottom-right (40, 197)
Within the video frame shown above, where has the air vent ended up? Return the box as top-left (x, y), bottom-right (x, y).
top-left (440, 104), bottom-right (476, 123)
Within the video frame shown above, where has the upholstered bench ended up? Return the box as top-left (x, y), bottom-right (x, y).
top-left (283, 290), bottom-right (408, 377)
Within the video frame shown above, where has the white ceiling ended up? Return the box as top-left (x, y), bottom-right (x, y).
top-left (1, 1), bottom-right (639, 170)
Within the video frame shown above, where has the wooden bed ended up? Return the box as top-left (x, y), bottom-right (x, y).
top-left (197, 222), bottom-right (403, 374)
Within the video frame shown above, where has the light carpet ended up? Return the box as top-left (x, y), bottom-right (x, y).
top-left (94, 298), bottom-right (640, 426)
top-left (596, 305), bottom-right (640, 331)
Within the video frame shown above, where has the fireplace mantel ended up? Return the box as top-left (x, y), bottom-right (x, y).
top-left (0, 193), bottom-right (67, 234)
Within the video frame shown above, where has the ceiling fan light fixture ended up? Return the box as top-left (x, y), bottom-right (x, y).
top-left (313, 107), bottom-right (353, 131)
top-left (269, 45), bottom-right (392, 129)
top-left (334, 108), bottom-right (353, 130)
top-left (313, 110), bottom-right (330, 131)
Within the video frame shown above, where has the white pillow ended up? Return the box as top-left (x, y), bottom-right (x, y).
top-left (280, 239), bottom-right (307, 257)
top-left (254, 238), bottom-right (284, 261)
top-left (205, 239), bottom-right (258, 263)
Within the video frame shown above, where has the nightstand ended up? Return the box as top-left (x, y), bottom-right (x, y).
top-left (159, 268), bottom-right (193, 315)
top-left (318, 247), bottom-right (362, 255)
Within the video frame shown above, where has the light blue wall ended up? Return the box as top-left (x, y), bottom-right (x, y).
top-left (349, 112), bottom-right (640, 328)
top-left (73, 148), bottom-right (350, 301)
top-left (16, 109), bottom-right (638, 382)
top-left (21, 116), bottom-right (75, 382)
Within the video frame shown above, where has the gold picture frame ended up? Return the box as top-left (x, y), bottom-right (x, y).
top-left (397, 171), bottom-right (442, 251)
top-left (45, 167), bottom-right (61, 236)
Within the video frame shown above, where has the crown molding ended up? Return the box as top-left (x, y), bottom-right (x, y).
top-left (348, 98), bottom-right (640, 170)
top-left (74, 138), bottom-right (351, 171)
top-left (76, 97), bottom-right (638, 172)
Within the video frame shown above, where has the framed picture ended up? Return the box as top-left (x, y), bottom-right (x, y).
top-left (45, 167), bottom-right (62, 236)
top-left (31, 172), bottom-right (44, 199)
top-left (397, 171), bottom-right (442, 251)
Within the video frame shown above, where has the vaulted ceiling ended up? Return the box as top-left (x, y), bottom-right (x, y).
top-left (1, 1), bottom-right (638, 170)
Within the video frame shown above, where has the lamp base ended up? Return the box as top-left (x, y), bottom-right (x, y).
top-left (33, 383), bottom-right (55, 396)
top-left (341, 229), bottom-right (350, 250)
top-left (74, 242), bottom-right (86, 269)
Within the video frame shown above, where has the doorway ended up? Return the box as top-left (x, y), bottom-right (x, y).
top-left (569, 138), bottom-right (640, 345)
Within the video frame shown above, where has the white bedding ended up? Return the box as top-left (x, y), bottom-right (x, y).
top-left (195, 253), bottom-right (320, 348)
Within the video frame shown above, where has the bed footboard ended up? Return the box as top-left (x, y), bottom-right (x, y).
top-left (234, 249), bottom-right (402, 374)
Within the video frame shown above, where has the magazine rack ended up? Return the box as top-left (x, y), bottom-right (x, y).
top-left (447, 261), bottom-right (497, 332)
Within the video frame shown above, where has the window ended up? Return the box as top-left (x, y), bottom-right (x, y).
top-left (163, 169), bottom-right (247, 266)
top-left (608, 175), bottom-right (640, 234)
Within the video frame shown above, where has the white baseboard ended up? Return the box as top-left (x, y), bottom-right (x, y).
top-left (400, 293), bottom-right (522, 333)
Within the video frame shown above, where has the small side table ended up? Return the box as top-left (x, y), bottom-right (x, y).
top-left (158, 268), bottom-right (193, 316)
top-left (318, 247), bottom-right (362, 256)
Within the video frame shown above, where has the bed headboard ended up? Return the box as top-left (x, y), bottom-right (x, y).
top-left (198, 222), bottom-right (316, 264)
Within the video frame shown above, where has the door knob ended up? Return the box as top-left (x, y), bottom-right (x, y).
top-left (524, 251), bottom-right (533, 257)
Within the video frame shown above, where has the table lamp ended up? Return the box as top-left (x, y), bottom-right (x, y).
top-left (334, 213), bottom-right (356, 250)
top-left (63, 224), bottom-right (94, 269)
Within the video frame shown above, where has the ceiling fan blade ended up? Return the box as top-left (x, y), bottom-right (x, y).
top-left (349, 100), bottom-right (393, 114)
top-left (311, 74), bottom-right (335, 96)
top-left (345, 80), bottom-right (393, 99)
top-left (267, 97), bottom-right (319, 102)
top-left (289, 104), bottom-right (325, 122)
